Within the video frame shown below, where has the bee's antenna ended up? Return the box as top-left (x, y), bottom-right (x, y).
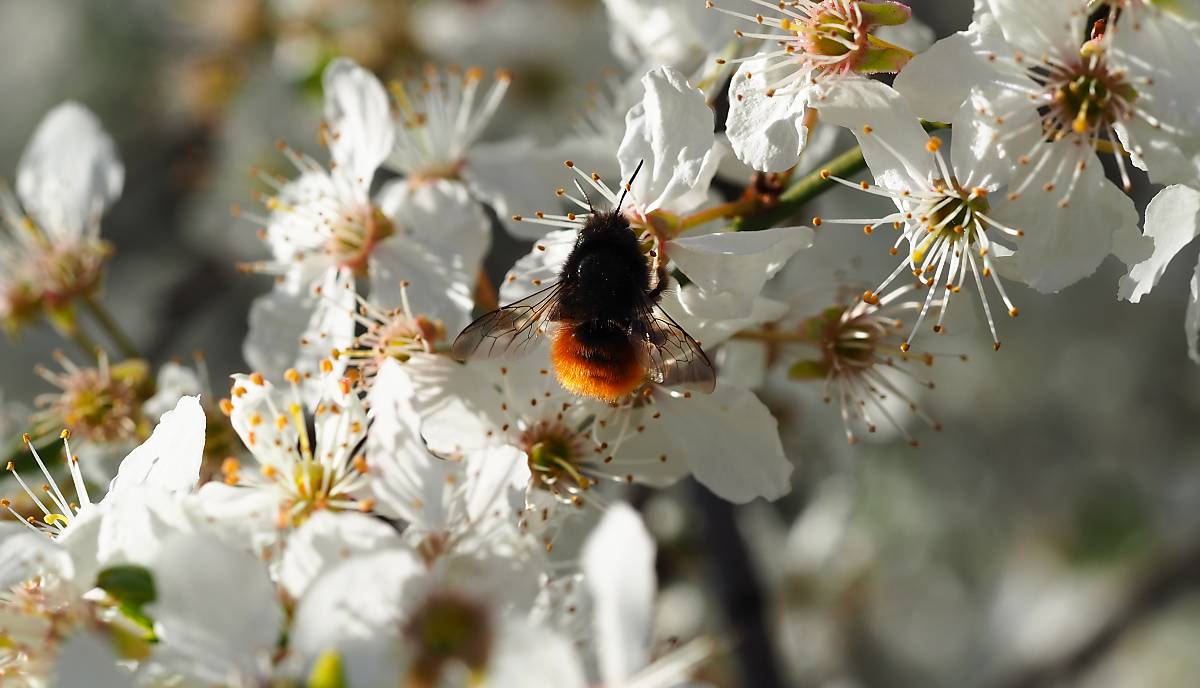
top-left (617, 159), bottom-right (645, 213)
top-left (572, 178), bottom-right (595, 213)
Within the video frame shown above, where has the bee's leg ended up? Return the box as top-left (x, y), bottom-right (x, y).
top-left (646, 264), bottom-right (670, 301)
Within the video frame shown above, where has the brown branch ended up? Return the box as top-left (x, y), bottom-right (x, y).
top-left (994, 541), bottom-right (1200, 688)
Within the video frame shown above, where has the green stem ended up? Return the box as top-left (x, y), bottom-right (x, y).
top-left (82, 295), bottom-right (139, 360)
top-left (69, 326), bottom-right (101, 362)
top-left (731, 120), bottom-right (951, 233)
top-left (732, 146), bottom-right (868, 232)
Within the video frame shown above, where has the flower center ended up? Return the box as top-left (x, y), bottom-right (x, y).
top-left (1045, 58), bottom-right (1137, 138)
top-left (404, 592), bottom-right (492, 686)
top-left (910, 183), bottom-right (990, 266)
top-left (39, 240), bottom-right (111, 305)
top-left (37, 358), bottom-right (148, 445)
top-left (327, 206), bottom-right (394, 276)
top-left (804, 8), bottom-right (863, 59)
top-left (521, 424), bottom-right (590, 496)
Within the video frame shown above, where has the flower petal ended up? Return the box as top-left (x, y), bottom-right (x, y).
top-left (322, 58), bottom-right (394, 186)
top-left (1119, 185), bottom-right (1200, 302)
top-left (1188, 255), bottom-right (1200, 362)
top-left (369, 234), bottom-right (475, 336)
top-left (376, 178), bottom-right (491, 281)
top-left (279, 510), bottom-right (404, 599)
top-left (669, 227), bottom-right (812, 319)
top-left (465, 136), bottom-right (621, 241)
top-left (52, 632), bottom-right (131, 688)
top-left (107, 395), bottom-right (205, 497)
top-left (366, 358), bottom-right (460, 525)
top-left (982, 0), bottom-right (1086, 58)
top-left (655, 383), bottom-right (792, 503)
top-left (483, 619), bottom-right (588, 688)
top-left (893, 14), bottom-right (1019, 124)
top-left (725, 54), bottom-right (814, 173)
top-left (813, 79), bottom-right (934, 192)
top-left (147, 533), bottom-right (283, 684)
top-left (500, 229), bottom-right (576, 303)
top-left (1000, 146), bottom-right (1140, 293)
top-left (0, 523), bottom-right (72, 589)
top-left (16, 102), bottom-right (123, 239)
top-left (291, 549), bottom-right (425, 687)
top-left (1110, 9), bottom-right (1200, 186)
top-left (244, 267), bottom-right (356, 406)
top-left (618, 66), bottom-right (719, 214)
top-left (582, 502), bottom-right (655, 685)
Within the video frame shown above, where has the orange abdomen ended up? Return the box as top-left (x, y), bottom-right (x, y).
top-left (551, 323), bottom-right (645, 403)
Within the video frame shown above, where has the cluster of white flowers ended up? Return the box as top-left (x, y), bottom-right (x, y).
top-left (1, 0), bottom-right (1198, 685)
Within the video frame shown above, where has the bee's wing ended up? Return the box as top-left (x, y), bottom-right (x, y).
top-left (633, 300), bottom-right (716, 393)
top-left (451, 282), bottom-right (563, 361)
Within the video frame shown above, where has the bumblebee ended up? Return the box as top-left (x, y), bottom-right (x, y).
top-left (452, 165), bottom-right (715, 402)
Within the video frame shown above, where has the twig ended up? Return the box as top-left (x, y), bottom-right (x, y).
top-left (690, 481), bottom-right (787, 688)
top-left (994, 540), bottom-right (1200, 688)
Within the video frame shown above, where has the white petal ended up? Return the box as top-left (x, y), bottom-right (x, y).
top-left (16, 102), bottom-right (123, 239)
top-left (1119, 185), bottom-right (1200, 302)
top-left (983, 0), bottom-right (1086, 58)
top-left (148, 533), bottom-right (283, 684)
top-left (582, 503), bottom-right (655, 685)
top-left (483, 619), bottom-right (588, 688)
top-left (366, 358), bottom-right (460, 525)
top-left (0, 523), bottom-right (72, 589)
top-left (894, 13), bottom-right (1026, 126)
top-left (655, 383), bottom-right (792, 503)
top-left (323, 58), bottom-right (393, 186)
top-left (52, 632), bottom-right (131, 688)
top-left (291, 549), bottom-right (424, 687)
top-left (669, 227), bottom-right (812, 319)
top-left (244, 267), bottom-right (356, 406)
top-left (602, 0), bottom-right (737, 70)
top-left (142, 362), bottom-right (203, 420)
top-left (96, 487), bottom-right (196, 568)
top-left (1001, 148), bottom-right (1140, 293)
top-left (667, 286), bottom-right (788, 349)
top-left (1110, 10), bottom-right (1200, 186)
top-left (376, 178), bottom-right (491, 280)
top-left (465, 136), bottom-right (620, 241)
top-left (1189, 254), bottom-right (1200, 363)
top-left (405, 354), bottom-right (507, 456)
top-left (618, 66), bottom-right (719, 214)
top-left (369, 234), bottom-right (475, 335)
top-left (500, 229), bottom-right (576, 303)
top-left (107, 395), bottom-right (204, 497)
top-left (725, 55), bottom-right (813, 173)
top-left (812, 79), bottom-right (934, 192)
top-left (279, 510), bottom-right (403, 599)
top-left (227, 373), bottom-right (297, 455)
top-left (188, 482), bottom-right (284, 551)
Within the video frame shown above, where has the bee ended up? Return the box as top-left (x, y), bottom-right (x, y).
top-left (451, 163), bottom-right (716, 403)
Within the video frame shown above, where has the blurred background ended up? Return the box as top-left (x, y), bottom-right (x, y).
top-left (3, 0), bottom-right (1200, 686)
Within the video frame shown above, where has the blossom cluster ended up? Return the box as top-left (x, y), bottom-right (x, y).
top-left (1, 0), bottom-right (1198, 685)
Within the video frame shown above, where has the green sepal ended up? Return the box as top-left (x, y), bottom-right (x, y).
top-left (96, 565), bottom-right (157, 634)
top-left (857, 1), bottom-right (913, 27)
top-left (857, 35), bottom-right (914, 75)
top-left (44, 302), bottom-right (79, 337)
top-left (307, 649), bottom-right (348, 688)
top-left (788, 359), bottom-right (829, 381)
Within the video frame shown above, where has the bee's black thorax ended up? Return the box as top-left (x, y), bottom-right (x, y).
top-left (555, 210), bottom-right (652, 330)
